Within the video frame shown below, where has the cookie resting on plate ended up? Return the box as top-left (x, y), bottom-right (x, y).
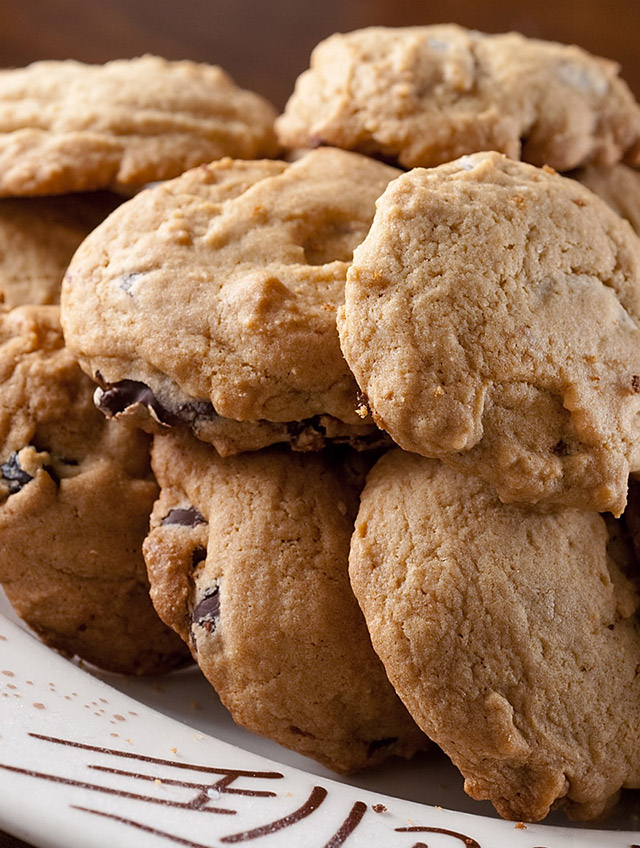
top-left (0, 305), bottom-right (190, 674)
top-left (61, 149), bottom-right (399, 455)
top-left (0, 55), bottom-right (278, 197)
top-left (339, 151), bottom-right (640, 514)
top-left (143, 428), bottom-right (427, 772)
top-left (349, 449), bottom-right (640, 822)
top-left (0, 191), bottom-right (120, 307)
top-left (276, 24), bottom-right (640, 172)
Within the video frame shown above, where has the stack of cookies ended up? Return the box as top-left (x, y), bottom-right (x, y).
top-left (2, 25), bottom-right (640, 824)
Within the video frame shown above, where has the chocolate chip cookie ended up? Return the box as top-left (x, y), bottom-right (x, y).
top-left (0, 304), bottom-right (190, 674)
top-left (0, 55), bottom-right (278, 196)
top-left (144, 428), bottom-right (426, 772)
top-left (349, 449), bottom-right (640, 821)
top-left (339, 151), bottom-right (640, 514)
top-left (277, 25), bottom-right (640, 171)
top-left (61, 149), bottom-right (398, 455)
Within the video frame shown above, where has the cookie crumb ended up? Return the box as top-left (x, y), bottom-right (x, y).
top-left (372, 803), bottom-right (387, 813)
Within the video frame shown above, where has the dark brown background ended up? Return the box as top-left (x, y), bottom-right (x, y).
top-left (1, 0), bottom-right (639, 110)
top-left (0, 2), bottom-right (637, 846)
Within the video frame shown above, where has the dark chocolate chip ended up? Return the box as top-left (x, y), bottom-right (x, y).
top-left (191, 546), bottom-right (207, 567)
top-left (193, 586), bottom-right (220, 633)
top-left (95, 379), bottom-right (172, 423)
top-left (366, 737), bottom-right (398, 758)
top-left (551, 439), bottom-right (569, 457)
top-left (43, 464), bottom-right (60, 486)
top-left (161, 506), bottom-right (207, 527)
top-left (0, 452), bottom-right (33, 494)
top-left (632, 375), bottom-right (640, 394)
top-left (286, 416), bottom-right (327, 439)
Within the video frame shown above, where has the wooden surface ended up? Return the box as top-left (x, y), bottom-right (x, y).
top-left (0, 2), bottom-right (637, 846)
top-left (0, 0), bottom-right (638, 109)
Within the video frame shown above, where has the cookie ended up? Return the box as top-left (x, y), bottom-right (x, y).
top-left (61, 149), bottom-right (399, 455)
top-left (339, 151), bottom-right (640, 514)
top-left (0, 191), bottom-right (120, 307)
top-left (276, 25), bottom-right (640, 172)
top-left (0, 55), bottom-right (278, 197)
top-left (143, 428), bottom-right (427, 772)
top-left (0, 305), bottom-right (190, 674)
top-left (574, 162), bottom-right (640, 235)
top-left (349, 449), bottom-right (640, 821)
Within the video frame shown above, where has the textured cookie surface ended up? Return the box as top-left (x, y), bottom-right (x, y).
top-left (349, 449), bottom-right (640, 821)
top-left (339, 152), bottom-right (640, 514)
top-left (575, 162), bottom-right (640, 235)
top-left (0, 305), bottom-right (189, 674)
top-left (0, 191), bottom-right (120, 307)
top-left (61, 149), bottom-right (399, 451)
top-left (144, 429), bottom-right (426, 772)
top-left (277, 25), bottom-right (640, 171)
top-left (0, 55), bottom-right (278, 196)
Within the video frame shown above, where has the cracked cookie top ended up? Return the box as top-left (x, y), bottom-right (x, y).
top-left (144, 428), bottom-right (426, 772)
top-left (61, 149), bottom-right (400, 431)
top-left (0, 55), bottom-right (278, 196)
top-left (339, 152), bottom-right (640, 514)
top-left (277, 25), bottom-right (640, 171)
top-left (349, 449), bottom-right (640, 821)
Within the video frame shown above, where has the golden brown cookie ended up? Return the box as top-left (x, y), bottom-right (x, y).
top-left (144, 428), bottom-right (426, 772)
top-left (339, 151), bottom-right (640, 514)
top-left (0, 305), bottom-right (190, 674)
top-left (0, 55), bottom-right (278, 196)
top-left (277, 25), bottom-right (640, 171)
top-left (61, 149), bottom-right (399, 455)
top-left (0, 191), bottom-right (120, 306)
top-left (349, 449), bottom-right (640, 822)
top-left (574, 162), bottom-right (640, 235)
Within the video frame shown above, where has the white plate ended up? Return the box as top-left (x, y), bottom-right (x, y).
top-left (0, 590), bottom-right (638, 848)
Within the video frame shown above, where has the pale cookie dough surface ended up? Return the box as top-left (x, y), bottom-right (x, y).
top-left (349, 450), bottom-right (640, 822)
top-left (575, 162), bottom-right (640, 235)
top-left (0, 191), bottom-right (120, 306)
top-left (0, 55), bottom-right (278, 197)
top-left (0, 305), bottom-right (190, 674)
top-left (339, 152), bottom-right (640, 514)
top-left (144, 429), bottom-right (426, 772)
top-left (277, 25), bottom-right (640, 172)
top-left (61, 149), bottom-right (399, 445)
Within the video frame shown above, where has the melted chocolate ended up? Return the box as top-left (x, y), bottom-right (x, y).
top-left (0, 452), bottom-right (33, 494)
top-left (96, 379), bottom-right (173, 423)
top-left (193, 586), bottom-right (221, 633)
top-left (191, 546), bottom-right (207, 567)
top-left (161, 506), bottom-right (207, 527)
